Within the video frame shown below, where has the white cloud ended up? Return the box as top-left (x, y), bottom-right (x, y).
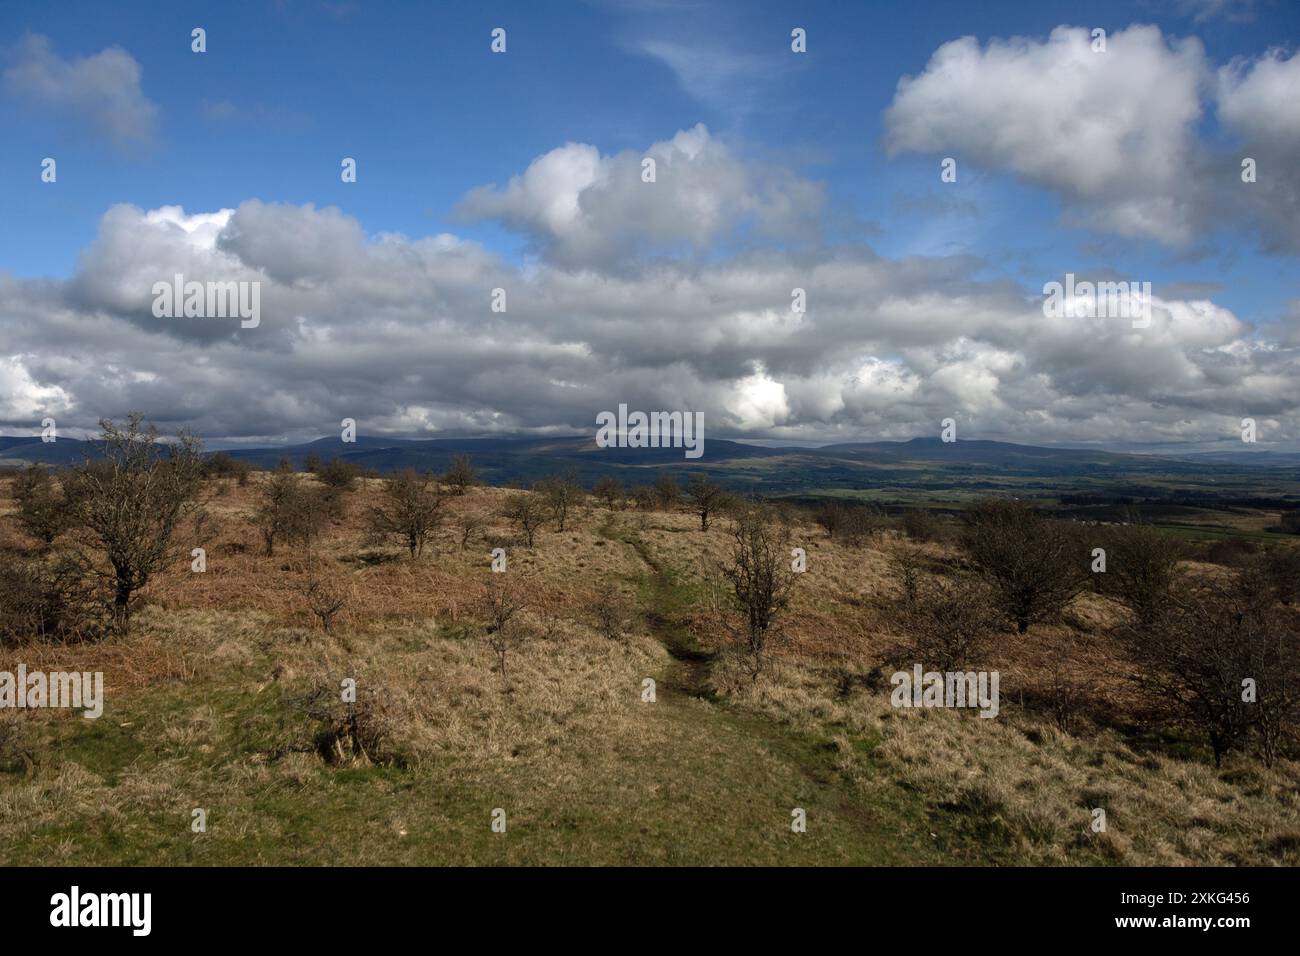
top-left (456, 125), bottom-right (824, 268)
top-left (4, 127), bottom-right (1300, 448)
top-left (1218, 48), bottom-right (1300, 147)
top-left (885, 25), bottom-right (1208, 244)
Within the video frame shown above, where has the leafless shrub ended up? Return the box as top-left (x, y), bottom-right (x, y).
top-left (1041, 650), bottom-right (1099, 734)
top-left (443, 454), bottom-right (477, 496)
top-left (719, 504), bottom-right (798, 682)
top-left (293, 564), bottom-right (352, 632)
top-left (1253, 546), bottom-right (1300, 607)
top-left (502, 492), bottom-right (545, 547)
top-left (899, 508), bottom-right (940, 542)
top-left (0, 550), bottom-right (104, 645)
top-left (592, 476), bottom-right (624, 510)
top-left (256, 460), bottom-right (328, 556)
top-left (202, 451), bottom-right (252, 485)
top-left (841, 504), bottom-right (887, 547)
top-left (316, 458), bottom-right (361, 492)
top-left (12, 463), bottom-right (70, 545)
top-left (1117, 575), bottom-right (1300, 766)
top-left (629, 486), bottom-right (657, 512)
top-left (63, 413), bottom-right (204, 634)
top-left (478, 574), bottom-right (529, 688)
top-left (536, 472), bottom-right (580, 531)
top-left (291, 676), bottom-right (399, 766)
top-left (367, 468), bottom-right (445, 559)
top-left (961, 498), bottom-right (1088, 634)
top-left (685, 472), bottom-right (728, 531)
top-left (813, 501), bottom-right (844, 538)
top-left (456, 510), bottom-right (486, 550)
top-left (1095, 523), bottom-right (1182, 627)
top-left (892, 557), bottom-right (999, 671)
top-left (653, 471), bottom-right (680, 510)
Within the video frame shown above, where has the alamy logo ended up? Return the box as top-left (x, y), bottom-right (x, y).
top-left (152, 273), bottom-right (261, 328)
top-left (890, 665), bottom-right (1000, 718)
top-left (1042, 273), bottom-right (1151, 328)
top-left (595, 403), bottom-right (704, 460)
top-left (0, 666), bottom-right (103, 719)
top-left (50, 886), bottom-right (151, 936)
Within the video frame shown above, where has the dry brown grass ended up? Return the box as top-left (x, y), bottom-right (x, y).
top-left (1, 475), bottom-right (1298, 865)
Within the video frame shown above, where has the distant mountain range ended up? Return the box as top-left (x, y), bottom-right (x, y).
top-left (3, 432), bottom-right (1298, 503)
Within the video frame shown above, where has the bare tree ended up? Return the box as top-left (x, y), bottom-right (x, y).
top-left (502, 492), bottom-right (545, 547)
top-left (1117, 575), bottom-right (1299, 767)
top-left (12, 463), bottom-right (69, 545)
top-left (961, 498), bottom-right (1088, 634)
top-left (368, 469), bottom-right (445, 559)
top-left (653, 471), bottom-right (680, 511)
top-left (456, 510), bottom-right (486, 550)
top-left (536, 472), bottom-right (580, 531)
top-left (899, 508), bottom-right (939, 542)
top-left (443, 454), bottom-right (477, 496)
top-left (592, 476), bottom-right (625, 510)
top-left (720, 506), bottom-right (798, 681)
top-left (893, 566), bottom-right (998, 672)
top-left (479, 574), bottom-right (528, 688)
top-left (294, 563), bottom-right (352, 632)
top-left (840, 504), bottom-right (886, 548)
top-left (64, 414), bottom-right (204, 633)
top-left (685, 472), bottom-right (727, 531)
top-left (1098, 523), bottom-right (1182, 627)
top-left (256, 460), bottom-right (327, 556)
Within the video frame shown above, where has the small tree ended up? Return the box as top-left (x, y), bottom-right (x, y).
top-left (653, 471), bottom-right (680, 511)
top-left (202, 451), bottom-right (252, 485)
top-left (479, 574), bottom-right (527, 688)
top-left (1118, 577), bottom-right (1289, 766)
top-left (629, 486), bottom-right (657, 512)
top-left (536, 473), bottom-right (579, 532)
top-left (813, 502), bottom-right (844, 539)
top-left (899, 508), bottom-right (939, 542)
top-left (720, 506), bottom-right (798, 681)
top-left (685, 472), bottom-right (727, 531)
top-left (502, 492), bottom-right (545, 547)
top-left (368, 469), bottom-right (445, 559)
top-left (295, 563), bottom-right (351, 633)
top-left (961, 499), bottom-right (1087, 634)
top-left (457, 510), bottom-right (486, 550)
top-left (841, 504), bottom-right (886, 547)
top-left (894, 569), bottom-right (998, 672)
top-left (592, 476), bottom-right (625, 510)
top-left (1098, 523), bottom-right (1182, 627)
top-left (64, 414), bottom-right (204, 633)
top-left (443, 454), bottom-right (477, 496)
top-left (12, 463), bottom-right (70, 545)
top-left (256, 460), bottom-right (327, 556)
top-left (316, 458), bottom-right (361, 492)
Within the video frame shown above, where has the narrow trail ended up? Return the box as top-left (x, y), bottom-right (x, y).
top-left (600, 518), bottom-right (937, 863)
top-left (627, 533), bottom-right (715, 701)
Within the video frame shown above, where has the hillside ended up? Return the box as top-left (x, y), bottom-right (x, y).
top-left (2, 474), bottom-right (1297, 865)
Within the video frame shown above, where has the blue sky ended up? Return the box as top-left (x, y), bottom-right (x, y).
top-left (1, 0), bottom-right (1298, 448)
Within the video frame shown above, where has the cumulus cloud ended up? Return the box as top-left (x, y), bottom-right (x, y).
top-left (885, 25), bottom-right (1208, 244)
top-left (2, 34), bottom-right (158, 149)
top-left (3, 126), bottom-right (1299, 449)
top-left (884, 25), bottom-right (1300, 253)
top-left (456, 125), bottom-right (824, 268)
